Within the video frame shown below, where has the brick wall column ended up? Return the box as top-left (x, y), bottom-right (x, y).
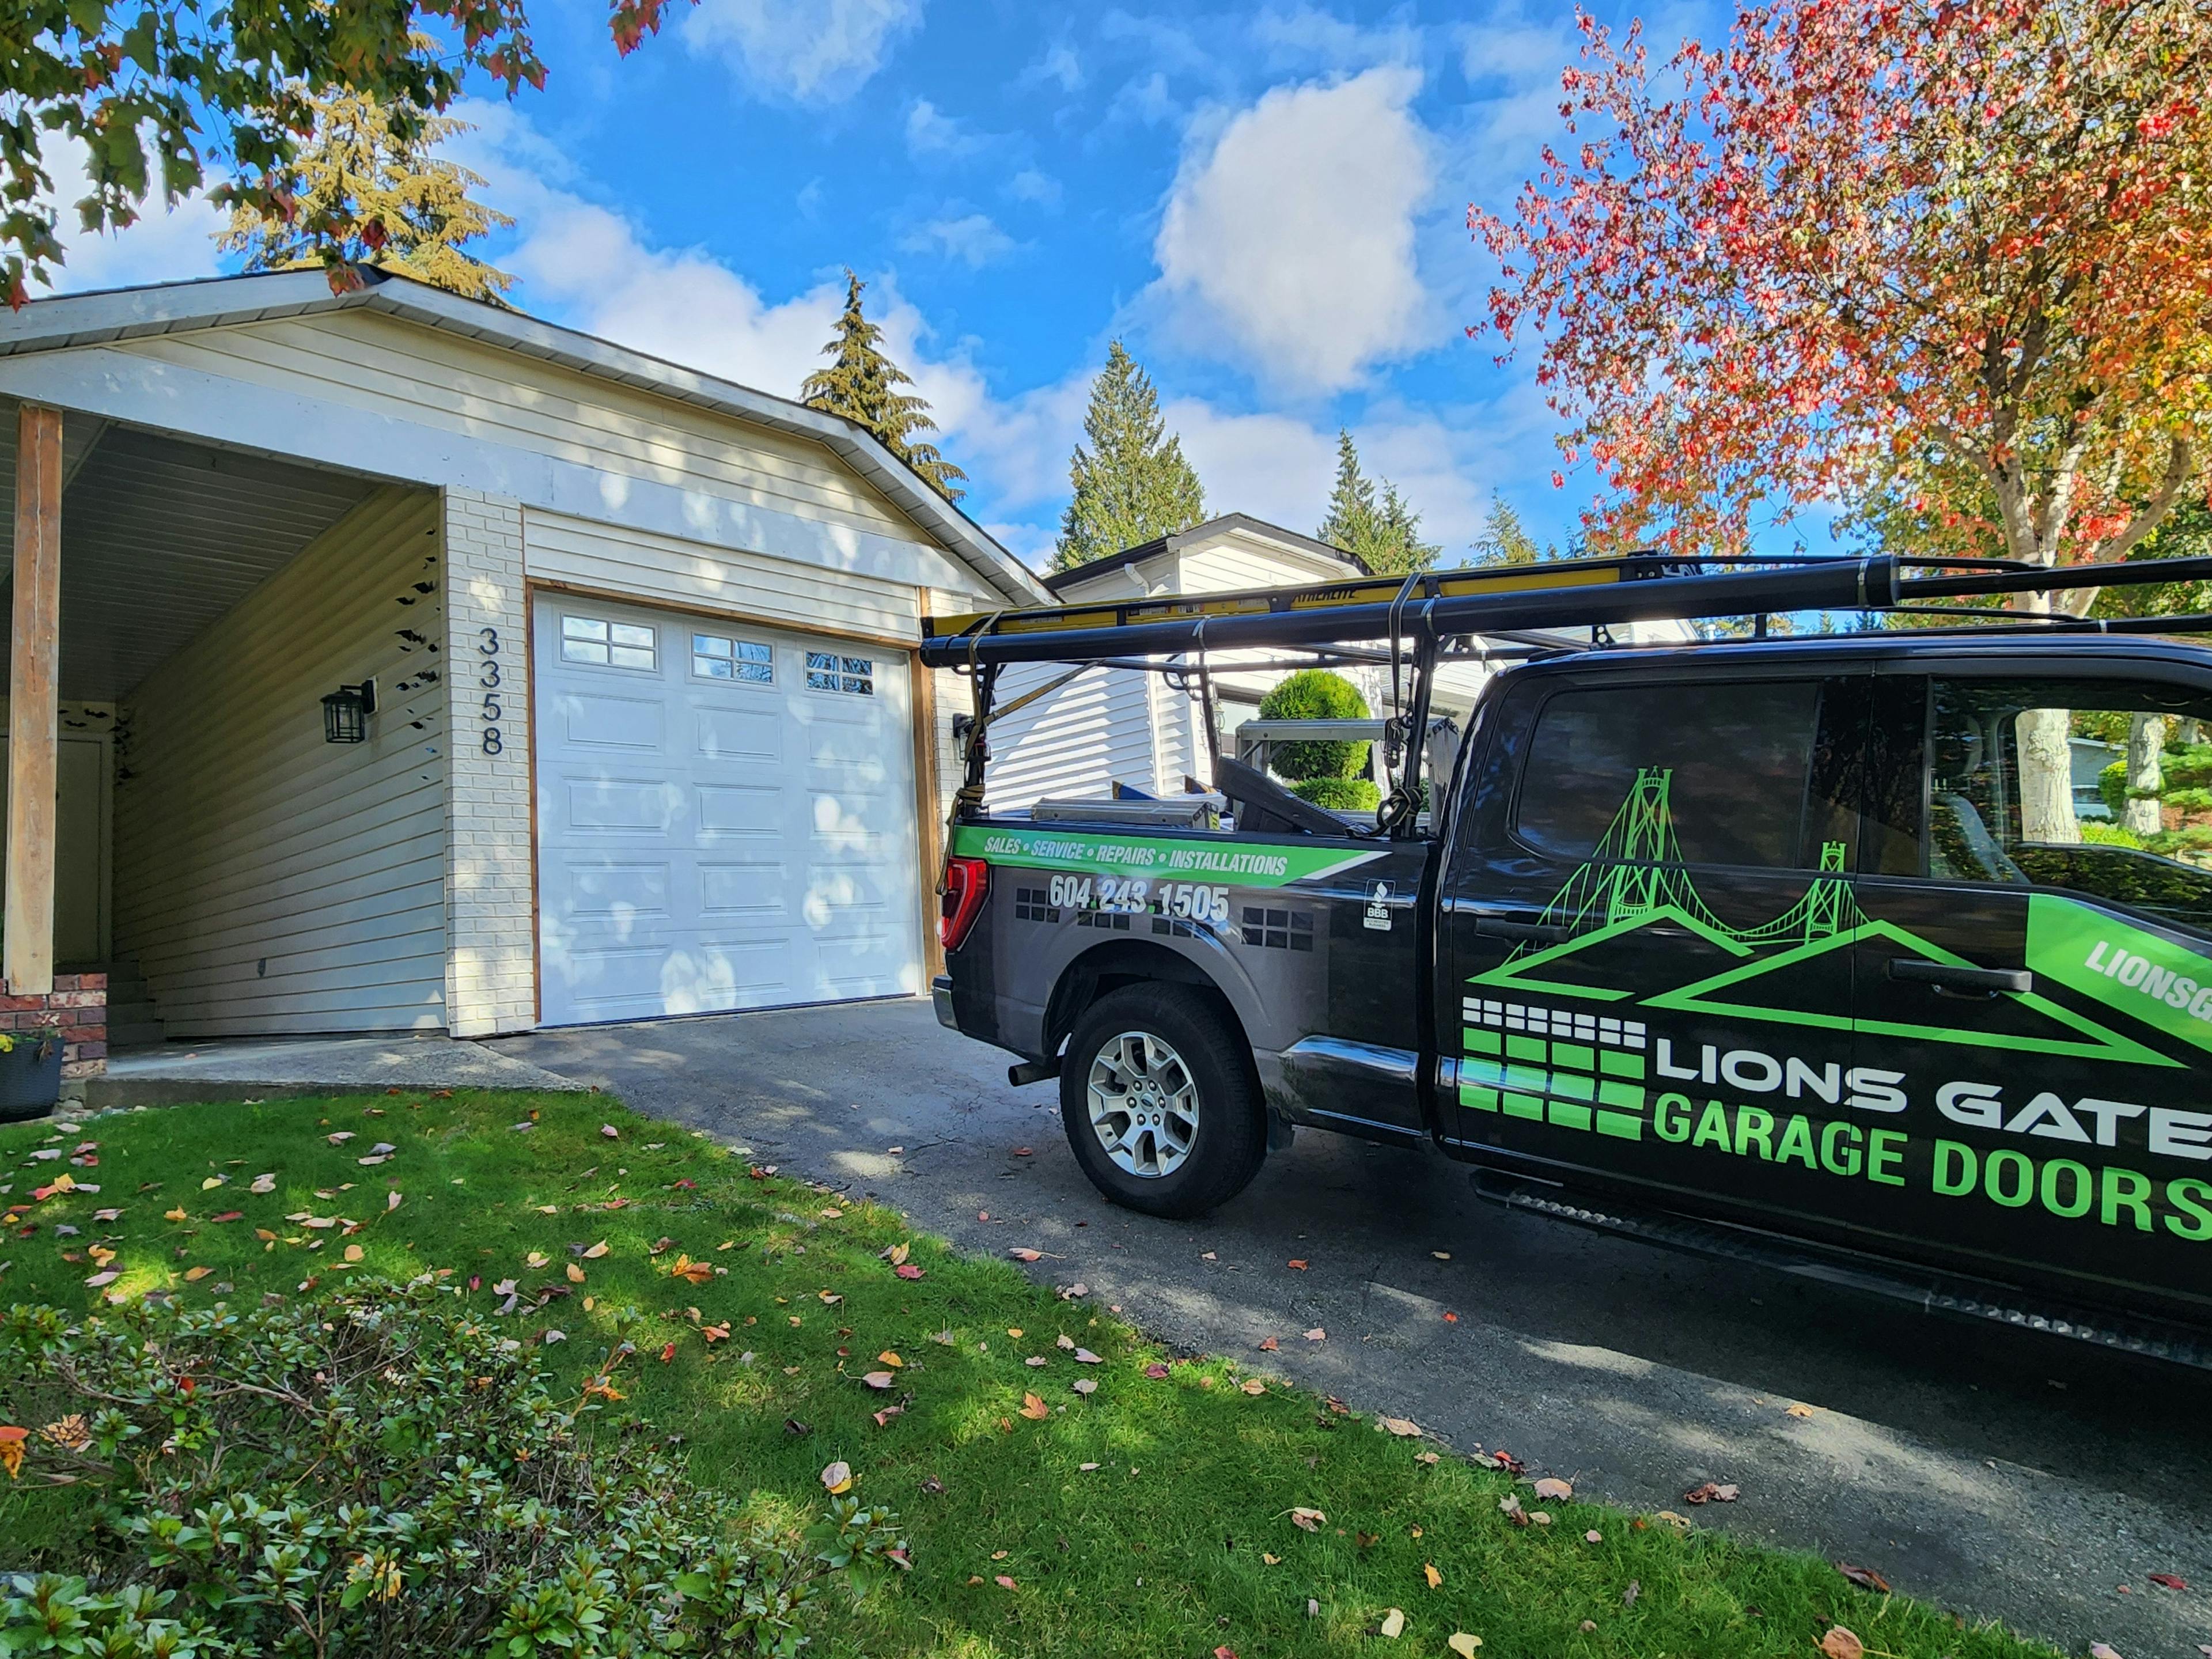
top-left (441, 490), bottom-right (536, 1037)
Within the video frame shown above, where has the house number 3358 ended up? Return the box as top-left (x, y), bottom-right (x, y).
top-left (478, 626), bottom-right (503, 755)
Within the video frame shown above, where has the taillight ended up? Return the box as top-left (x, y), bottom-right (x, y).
top-left (940, 857), bottom-right (991, 950)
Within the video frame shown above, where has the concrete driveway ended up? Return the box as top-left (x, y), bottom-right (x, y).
top-left (495, 997), bottom-right (2212, 1658)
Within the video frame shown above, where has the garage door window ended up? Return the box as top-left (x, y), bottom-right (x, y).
top-left (561, 615), bottom-right (657, 672)
top-left (806, 650), bottom-right (874, 696)
top-left (692, 633), bottom-right (774, 684)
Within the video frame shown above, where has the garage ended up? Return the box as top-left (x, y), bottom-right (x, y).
top-left (533, 594), bottom-right (924, 1026)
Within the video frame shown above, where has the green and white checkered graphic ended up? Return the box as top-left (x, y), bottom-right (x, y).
top-left (1459, 997), bottom-right (1647, 1141)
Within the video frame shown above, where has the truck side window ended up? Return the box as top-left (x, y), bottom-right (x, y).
top-left (1514, 679), bottom-right (1824, 869)
top-left (1921, 677), bottom-right (2212, 940)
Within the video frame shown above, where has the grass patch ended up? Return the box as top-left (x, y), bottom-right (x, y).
top-left (2, 1090), bottom-right (2048, 1659)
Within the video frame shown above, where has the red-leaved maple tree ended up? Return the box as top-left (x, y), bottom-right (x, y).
top-left (1472, 0), bottom-right (2212, 603)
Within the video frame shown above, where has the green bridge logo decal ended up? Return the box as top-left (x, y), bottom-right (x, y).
top-left (1471, 767), bottom-right (2179, 1068)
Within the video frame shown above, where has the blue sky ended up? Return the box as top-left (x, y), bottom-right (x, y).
top-left (43, 0), bottom-right (1732, 571)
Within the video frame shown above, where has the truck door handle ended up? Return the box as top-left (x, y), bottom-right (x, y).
top-left (1888, 958), bottom-right (2032, 996)
top-left (1468, 910), bottom-right (1570, 945)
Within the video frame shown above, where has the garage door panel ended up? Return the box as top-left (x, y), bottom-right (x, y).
top-left (695, 704), bottom-right (783, 763)
top-left (536, 595), bottom-right (922, 1027)
top-left (564, 777), bottom-right (683, 834)
top-left (699, 859), bottom-right (793, 919)
top-left (559, 691), bottom-right (665, 750)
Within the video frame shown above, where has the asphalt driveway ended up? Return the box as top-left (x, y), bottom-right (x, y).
top-left (495, 997), bottom-right (2212, 1658)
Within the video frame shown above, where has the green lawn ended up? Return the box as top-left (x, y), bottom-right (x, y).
top-left (1, 1090), bottom-right (2048, 1659)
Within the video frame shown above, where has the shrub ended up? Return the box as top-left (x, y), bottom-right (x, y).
top-left (2079, 820), bottom-right (2146, 850)
top-left (1289, 777), bottom-right (1381, 812)
top-left (1257, 670), bottom-right (1370, 782)
top-left (0, 1280), bottom-right (903, 1657)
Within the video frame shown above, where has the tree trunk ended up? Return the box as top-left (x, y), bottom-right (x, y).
top-left (2016, 705), bottom-right (2080, 845)
top-left (2122, 713), bottom-right (2166, 837)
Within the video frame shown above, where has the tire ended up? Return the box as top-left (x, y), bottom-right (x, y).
top-left (1059, 983), bottom-right (1267, 1218)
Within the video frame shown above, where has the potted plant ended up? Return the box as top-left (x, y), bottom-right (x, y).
top-left (0, 1024), bottom-right (63, 1122)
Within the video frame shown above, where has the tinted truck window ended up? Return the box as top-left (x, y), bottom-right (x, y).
top-left (1515, 679), bottom-right (1821, 869)
top-left (1923, 677), bottom-right (2212, 940)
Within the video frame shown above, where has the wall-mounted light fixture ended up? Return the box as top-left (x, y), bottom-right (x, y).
top-left (321, 679), bottom-right (377, 744)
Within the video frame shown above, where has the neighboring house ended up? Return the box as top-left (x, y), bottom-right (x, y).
top-left (0, 268), bottom-right (1049, 1056)
top-left (975, 513), bottom-right (1692, 810)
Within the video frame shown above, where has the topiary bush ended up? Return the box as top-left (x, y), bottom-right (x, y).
top-left (1288, 777), bottom-right (1381, 812)
top-left (1257, 669), bottom-right (1370, 783)
top-left (0, 1279), bottom-right (904, 1657)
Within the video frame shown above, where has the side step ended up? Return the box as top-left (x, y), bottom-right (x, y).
top-left (1474, 1171), bottom-right (2212, 1371)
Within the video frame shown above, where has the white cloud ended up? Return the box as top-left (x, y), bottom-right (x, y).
top-left (905, 99), bottom-right (987, 160)
top-left (1153, 65), bottom-right (1436, 394)
top-left (682, 0), bottom-right (923, 104)
top-left (1007, 168), bottom-right (1063, 209)
top-left (30, 137), bottom-right (225, 296)
top-left (899, 212), bottom-right (1018, 268)
top-left (1023, 41), bottom-right (1084, 93)
top-left (1253, 5), bottom-right (1421, 73)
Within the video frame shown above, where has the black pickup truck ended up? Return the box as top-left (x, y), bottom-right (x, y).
top-left (931, 626), bottom-right (2212, 1353)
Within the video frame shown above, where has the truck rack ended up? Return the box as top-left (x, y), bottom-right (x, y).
top-left (922, 548), bottom-right (2212, 842)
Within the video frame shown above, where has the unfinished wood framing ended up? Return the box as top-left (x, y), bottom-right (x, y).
top-left (6, 403), bottom-right (62, 994)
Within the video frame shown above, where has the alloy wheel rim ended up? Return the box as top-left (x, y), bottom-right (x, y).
top-left (1085, 1029), bottom-right (1200, 1179)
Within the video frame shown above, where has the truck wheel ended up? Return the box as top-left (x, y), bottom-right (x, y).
top-left (1060, 984), bottom-right (1266, 1218)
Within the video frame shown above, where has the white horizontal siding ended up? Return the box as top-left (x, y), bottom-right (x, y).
top-left (983, 663), bottom-right (1161, 812)
top-left (525, 510), bottom-right (920, 641)
top-left (116, 312), bottom-right (934, 548)
top-left (114, 488), bottom-right (449, 1035)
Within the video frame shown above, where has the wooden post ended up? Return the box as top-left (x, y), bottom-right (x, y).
top-left (6, 404), bottom-right (62, 995)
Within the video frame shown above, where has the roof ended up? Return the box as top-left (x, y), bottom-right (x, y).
top-left (1042, 512), bottom-right (1366, 594)
top-left (0, 267), bottom-right (1051, 608)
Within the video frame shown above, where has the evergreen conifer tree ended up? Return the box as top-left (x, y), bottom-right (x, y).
top-left (801, 272), bottom-right (968, 503)
top-left (218, 84), bottom-right (514, 304)
top-left (1315, 430), bottom-right (1439, 576)
top-left (1054, 341), bottom-right (1207, 571)
top-left (1470, 489), bottom-right (1549, 566)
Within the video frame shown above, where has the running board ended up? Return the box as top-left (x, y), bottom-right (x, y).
top-left (1473, 1172), bottom-right (2212, 1371)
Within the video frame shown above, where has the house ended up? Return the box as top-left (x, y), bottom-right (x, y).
top-left (976, 513), bottom-right (1692, 810)
top-left (0, 267), bottom-right (1049, 1070)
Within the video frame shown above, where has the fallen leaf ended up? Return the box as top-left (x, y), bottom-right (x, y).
top-left (92, 1207), bottom-right (122, 1222)
top-left (1072, 1377), bottom-right (1097, 1395)
top-left (1214, 1649), bottom-right (1236, 1659)
top-left (1241, 1378), bottom-right (1266, 1395)
top-left (525, 1251), bottom-right (550, 1269)
top-left (994, 1575), bottom-right (1017, 1590)
top-left (164, 1206), bottom-right (187, 1222)
top-left (1289, 1507), bottom-right (1325, 1531)
top-left (1262, 1552), bottom-right (1281, 1564)
top-left (1786, 1402), bottom-right (1816, 1418)
top-left (1073, 1347), bottom-right (1102, 1364)
top-left (1018, 1392), bottom-right (1049, 1420)
top-left (820, 1207), bottom-right (842, 1219)
top-left (1025, 1355), bottom-right (1047, 1368)
top-left (183, 1266), bottom-right (211, 1282)
top-left (343, 1244), bottom-right (364, 1263)
top-left (1202, 1251), bottom-right (1218, 1261)
top-left (1836, 1563), bottom-right (1892, 1593)
top-left (249, 1175), bottom-right (276, 1194)
top-left (209, 1211), bottom-right (243, 1224)
top-left (895, 1263), bottom-right (924, 1279)
top-left (1432, 1251), bottom-right (1452, 1260)
top-left (1654, 1510), bottom-right (1691, 1529)
top-left (1533, 1477), bottom-right (1574, 1500)
top-left (872, 1403), bottom-right (903, 1426)
top-left (1144, 1363), bottom-right (1171, 1379)
top-left (1448, 1636), bottom-right (1483, 1657)
top-left (84, 1270), bottom-right (118, 1288)
top-left (2089, 1646), bottom-right (2122, 1659)
top-left (1683, 1482), bottom-right (1738, 1504)
top-left (327, 1132), bottom-right (354, 1145)
top-left (584, 1241), bottom-right (609, 1259)
top-left (1378, 1608), bottom-right (1404, 1639)
top-left (601, 1125), bottom-right (620, 1139)
top-left (1821, 1628), bottom-right (1865, 1659)
top-left (200, 1176), bottom-right (225, 1190)
top-left (1378, 1416), bottom-right (1422, 1438)
top-left (385, 1192), bottom-right (402, 1212)
top-left (1531, 1512), bottom-right (1553, 1526)
top-left (1304, 1327), bottom-right (1326, 1342)
top-left (1287, 1258), bottom-right (1309, 1270)
top-left (1258, 1336), bottom-right (1279, 1351)
top-left (658, 1343), bottom-right (676, 1363)
top-left (1416, 1451), bottom-right (1440, 1465)
top-left (1623, 1580), bottom-right (1641, 1607)
top-left (862, 1370), bottom-right (896, 1389)
top-left (2147, 1574), bottom-right (2186, 1592)
top-left (1424, 1563), bottom-right (1442, 1589)
top-left (818, 1289), bottom-right (843, 1304)
top-left (701, 1323), bottom-right (731, 1343)
top-left (566, 1264), bottom-right (586, 1283)
top-left (820, 1460), bottom-right (853, 1494)
top-left (1585, 1529), bottom-right (1604, 1543)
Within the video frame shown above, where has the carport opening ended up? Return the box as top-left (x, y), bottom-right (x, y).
top-left (2, 402), bottom-right (444, 1049)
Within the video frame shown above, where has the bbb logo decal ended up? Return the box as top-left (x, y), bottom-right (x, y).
top-left (1364, 881), bottom-right (1393, 932)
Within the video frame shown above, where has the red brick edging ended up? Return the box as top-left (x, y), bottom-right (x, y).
top-left (0, 972), bottom-right (108, 1079)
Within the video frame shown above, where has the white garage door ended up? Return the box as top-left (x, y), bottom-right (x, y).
top-left (533, 595), bottom-right (923, 1025)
